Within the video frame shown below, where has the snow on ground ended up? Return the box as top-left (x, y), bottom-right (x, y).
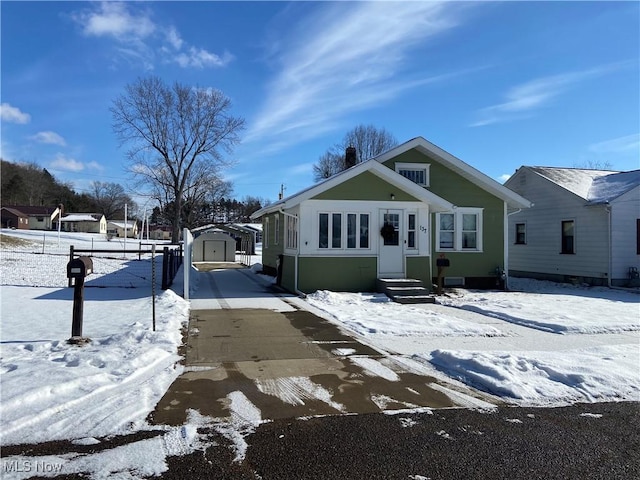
top-left (1, 228), bottom-right (639, 477)
top-left (439, 277), bottom-right (640, 334)
top-left (302, 279), bottom-right (640, 407)
top-left (306, 291), bottom-right (503, 337)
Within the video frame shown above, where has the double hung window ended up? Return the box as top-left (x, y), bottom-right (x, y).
top-left (436, 209), bottom-right (483, 251)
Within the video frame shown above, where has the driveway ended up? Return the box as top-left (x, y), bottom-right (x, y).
top-left (150, 264), bottom-right (493, 426)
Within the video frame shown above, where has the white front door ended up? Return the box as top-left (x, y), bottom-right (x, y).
top-left (379, 209), bottom-right (404, 277)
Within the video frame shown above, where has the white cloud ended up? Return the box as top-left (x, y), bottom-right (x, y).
top-left (174, 48), bottom-right (233, 69)
top-left (589, 133), bottom-right (640, 154)
top-left (1, 103), bottom-right (31, 124)
top-left (165, 26), bottom-right (184, 50)
top-left (498, 173), bottom-right (512, 183)
top-left (31, 131), bottom-right (66, 146)
top-left (50, 154), bottom-right (85, 172)
top-left (72, 3), bottom-right (231, 71)
top-left (247, 2), bottom-right (471, 149)
top-left (86, 161), bottom-right (105, 171)
top-left (75, 2), bottom-right (155, 40)
top-left (471, 63), bottom-right (630, 127)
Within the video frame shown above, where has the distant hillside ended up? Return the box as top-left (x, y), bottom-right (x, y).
top-left (1, 159), bottom-right (97, 211)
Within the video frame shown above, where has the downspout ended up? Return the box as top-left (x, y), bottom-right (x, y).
top-left (505, 206), bottom-right (523, 291)
top-left (278, 208), bottom-right (306, 297)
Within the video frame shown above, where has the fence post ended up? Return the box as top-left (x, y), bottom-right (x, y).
top-left (152, 244), bottom-right (156, 331)
top-left (162, 247), bottom-right (169, 290)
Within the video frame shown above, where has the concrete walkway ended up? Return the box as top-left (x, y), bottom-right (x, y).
top-left (150, 264), bottom-right (491, 426)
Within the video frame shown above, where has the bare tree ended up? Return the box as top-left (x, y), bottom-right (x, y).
top-left (111, 76), bottom-right (245, 240)
top-left (313, 125), bottom-right (398, 182)
top-left (89, 181), bottom-right (134, 219)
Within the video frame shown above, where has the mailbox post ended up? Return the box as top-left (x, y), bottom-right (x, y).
top-left (67, 256), bottom-right (93, 343)
top-left (436, 254), bottom-right (450, 295)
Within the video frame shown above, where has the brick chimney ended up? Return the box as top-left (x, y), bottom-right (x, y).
top-left (345, 146), bottom-right (357, 169)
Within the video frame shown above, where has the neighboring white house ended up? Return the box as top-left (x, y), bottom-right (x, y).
top-left (60, 213), bottom-right (107, 234)
top-left (505, 166), bottom-right (640, 287)
top-left (107, 220), bottom-right (139, 239)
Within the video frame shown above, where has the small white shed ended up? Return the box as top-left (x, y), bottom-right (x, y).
top-left (193, 231), bottom-right (236, 262)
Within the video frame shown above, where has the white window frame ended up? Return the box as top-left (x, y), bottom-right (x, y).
top-left (286, 215), bottom-right (298, 250)
top-left (436, 208), bottom-right (483, 252)
top-left (264, 217), bottom-right (269, 249)
top-left (274, 215), bottom-right (280, 245)
top-left (346, 212), bottom-right (371, 250)
top-left (396, 162), bottom-right (430, 187)
top-left (406, 212), bottom-right (418, 250)
top-left (318, 212), bottom-right (343, 249)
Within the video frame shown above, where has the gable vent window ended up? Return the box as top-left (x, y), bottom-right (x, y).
top-left (396, 163), bottom-right (429, 187)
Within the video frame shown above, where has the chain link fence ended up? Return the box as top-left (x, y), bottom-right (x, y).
top-left (1, 247), bottom-right (165, 289)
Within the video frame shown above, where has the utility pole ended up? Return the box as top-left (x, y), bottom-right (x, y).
top-left (279, 184), bottom-right (286, 200)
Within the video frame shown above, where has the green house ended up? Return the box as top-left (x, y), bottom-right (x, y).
top-left (251, 137), bottom-right (531, 294)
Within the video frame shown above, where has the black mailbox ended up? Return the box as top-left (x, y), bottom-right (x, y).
top-left (67, 256), bottom-right (93, 279)
top-left (436, 258), bottom-right (450, 267)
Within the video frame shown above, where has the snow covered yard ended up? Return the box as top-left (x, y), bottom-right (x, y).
top-left (304, 278), bottom-right (640, 407)
top-left (1, 228), bottom-right (639, 478)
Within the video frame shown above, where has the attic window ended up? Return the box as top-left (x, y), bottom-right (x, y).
top-left (396, 163), bottom-right (429, 186)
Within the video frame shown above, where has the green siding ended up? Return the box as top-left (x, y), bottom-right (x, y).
top-left (406, 256), bottom-right (432, 287)
top-left (313, 171), bottom-right (419, 202)
top-left (261, 212), bottom-right (284, 271)
top-left (297, 256), bottom-right (378, 293)
top-left (383, 148), bottom-right (505, 278)
top-left (281, 255), bottom-right (296, 292)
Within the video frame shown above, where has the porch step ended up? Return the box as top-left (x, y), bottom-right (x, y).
top-left (376, 278), bottom-right (436, 304)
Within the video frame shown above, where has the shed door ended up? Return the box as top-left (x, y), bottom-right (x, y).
top-left (203, 240), bottom-right (227, 261)
top-left (379, 209), bottom-right (404, 278)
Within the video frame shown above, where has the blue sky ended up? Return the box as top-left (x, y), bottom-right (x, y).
top-left (1, 1), bottom-right (638, 206)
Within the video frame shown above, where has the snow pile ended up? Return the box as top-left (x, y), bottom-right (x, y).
top-left (306, 291), bottom-right (503, 337)
top-left (304, 279), bottom-right (639, 406)
top-left (440, 278), bottom-right (639, 334)
top-left (3, 411), bottom-right (212, 480)
top-left (427, 345), bottom-right (640, 405)
top-left (214, 391), bottom-right (265, 462)
top-left (0, 289), bottom-right (189, 446)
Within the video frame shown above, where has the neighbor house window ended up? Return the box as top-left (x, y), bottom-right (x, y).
top-left (319, 213), bottom-right (342, 249)
top-left (347, 213), bottom-right (370, 249)
top-left (561, 220), bottom-right (575, 254)
top-left (274, 215), bottom-right (280, 245)
top-left (436, 209), bottom-right (483, 252)
top-left (286, 215), bottom-right (298, 249)
top-left (407, 213), bottom-right (417, 249)
top-left (396, 163), bottom-right (429, 186)
top-left (264, 217), bottom-right (269, 248)
top-left (515, 223), bottom-right (526, 245)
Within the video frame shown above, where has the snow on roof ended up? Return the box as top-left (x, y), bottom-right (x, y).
top-left (587, 170), bottom-right (640, 204)
top-left (61, 214), bottom-right (99, 222)
top-left (108, 221), bottom-right (137, 228)
top-left (530, 167), bottom-right (640, 203)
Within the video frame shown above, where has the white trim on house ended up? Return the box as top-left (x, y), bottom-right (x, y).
top-left (373, 137), bottom-right (532, 209)
top-left (251, 159), bottom-right (455, 219)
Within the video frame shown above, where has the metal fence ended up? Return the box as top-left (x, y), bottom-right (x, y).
top-left (1, 244), bottom-right (182, 290)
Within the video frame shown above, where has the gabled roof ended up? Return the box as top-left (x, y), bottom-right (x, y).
top-left (1, 205), bottom-right (57, 216)
top-left (528, 167), bottom-right (639, 204)
top-left (0, 207), bottom-right (28, 217)
top-left (61, 213), bottom-right (104, 222)
top-left (373, 136), bottom-right (532, 209)
top-left (251, 158), bottom-right (455, 219)
top-left (107, 220), bottom-right (137, 228)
